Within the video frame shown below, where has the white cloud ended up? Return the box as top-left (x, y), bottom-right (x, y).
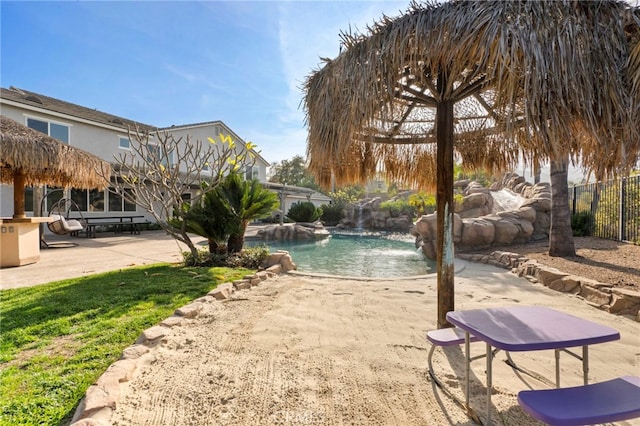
top-left (270, 1), bottom-right (407, 159)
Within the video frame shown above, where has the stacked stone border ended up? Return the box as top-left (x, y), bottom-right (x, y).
top-left (458, 251), bottom-right (640, 323)
top-left (69, 252), bottom-right (296, 426)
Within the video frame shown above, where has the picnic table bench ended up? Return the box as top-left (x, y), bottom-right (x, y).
top-left (70, 215), bottom-right (146, 238)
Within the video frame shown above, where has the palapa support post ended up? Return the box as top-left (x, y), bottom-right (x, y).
top-left (435, 90), bottom-right (455, 329)
top-left (13, 170), bottom-right (26, 219)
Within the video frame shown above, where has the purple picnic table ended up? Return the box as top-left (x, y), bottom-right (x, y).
top-left (446, 306), bottom-right (620, 425)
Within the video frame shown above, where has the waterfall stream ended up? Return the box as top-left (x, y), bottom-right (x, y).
top-left (491, 189), bottom-right (525, 213)
top-left (354, 204), bottom-right (364, 231)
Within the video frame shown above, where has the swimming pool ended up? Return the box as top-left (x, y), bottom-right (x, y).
top-left (249, 231), bottom-right (435, 278)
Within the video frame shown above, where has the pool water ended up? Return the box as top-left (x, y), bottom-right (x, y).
top-left (249, 231), bottom-right (435, 278)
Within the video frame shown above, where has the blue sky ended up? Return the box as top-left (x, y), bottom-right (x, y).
top-left (1, 0), bottom-right (409, 164)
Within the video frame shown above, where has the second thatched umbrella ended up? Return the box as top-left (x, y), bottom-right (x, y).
top-left (0, 115), bottom-right (111, 218)
top-left (304, 1), bottom-right (639, 327)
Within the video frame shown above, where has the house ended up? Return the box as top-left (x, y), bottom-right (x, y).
top-left (0, 86), bottom-right (285, 222)
top-left (262, 182), bottom-right (332, 220)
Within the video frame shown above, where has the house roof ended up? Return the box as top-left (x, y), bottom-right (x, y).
top-left (1, 115), bottom-right (110, 189)
top-left (162, 120), bottom-right (271, 166)
top-left (0, 86), bottom-right (157, 133)
top-left (1, 86), bottom-right (270, 166)
top-left (162, 120), bottom-right (223, 130)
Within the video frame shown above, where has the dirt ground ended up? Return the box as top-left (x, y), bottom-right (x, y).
top-left (470, 236), bottom-right (640, 292)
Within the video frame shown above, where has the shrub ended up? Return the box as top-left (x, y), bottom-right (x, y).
top-left (286, 202), bottom-right (322, 222)
top-left (408, 192), bottom-right (436, 215)
top-left (379, 200), bottom-right (416, 217)
top-left (181, 245), bottom-right (270, 268)
top-left (320, 203), bottom-right (345, 226)
top-left (572, 211), bottom-right (594, 236)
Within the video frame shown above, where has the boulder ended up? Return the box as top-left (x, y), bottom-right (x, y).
top-left (386, 215), bottom-right (413, 231)
top-left (484, 215), bottom-right (519, 245)
top-left (460, 218), bottom-right (495, 248)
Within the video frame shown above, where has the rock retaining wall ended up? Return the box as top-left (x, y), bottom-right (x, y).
top-left (255, 222), bottom-right (330, 241)
top-left (69, 253), bottom-right (296, 426)
top-left (458, 251), bottom-right (640, 322)
top-left (415, 174), bottom-right (551, 259)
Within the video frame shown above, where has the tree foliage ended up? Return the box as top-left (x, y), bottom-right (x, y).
top-left (103, 127), bottom-right (258, 259)
top-left (179, 182), bottom-right (232, 254)
top-left (329, 184), bottom-right (365, 206)
top-left (219, 173), bottom-right (280, 253)
top-left (182, 172), bottom-right (278, 256)
top-left (269, 155), bottom-right (319, 190)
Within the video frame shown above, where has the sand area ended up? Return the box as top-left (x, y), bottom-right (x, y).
top-left (107, 262), bottom-right (640, 426)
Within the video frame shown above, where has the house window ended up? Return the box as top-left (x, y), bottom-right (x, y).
top-left (71, 188), bottom-right (88, 211)
top-left (27, 118), bottom-right (70, 143)
top-left (24, 186), bottom-right (34, 212)
top-left (119, 136), bottom-right (131, 149)
top-left (89, 189), bottom-right (105, 212)
top-left (70, 188), bottom-right (105, 212)
top-left (108, 188), bottom-right (137, 212)
top-left (244, 166), bottom-right (259, 181)
top-left (44, 187), bottom-right (64, 212)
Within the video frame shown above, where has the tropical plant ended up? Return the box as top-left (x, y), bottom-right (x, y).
top-left (320, 203), bottom-right (345, 226)
top-left (181, 245), bottom-right (270, 268)
top-left (218, 172), bottom-right (279, 253)
top-left (549, 157), bottom-right (576, 257)
top-left (286, 201), bottom-right (322, 222)
top-left (180, 182), bottom-right (232, 255)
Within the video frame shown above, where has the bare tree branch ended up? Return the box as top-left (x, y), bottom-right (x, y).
top-left (98, 126), bottom-right (258, 259)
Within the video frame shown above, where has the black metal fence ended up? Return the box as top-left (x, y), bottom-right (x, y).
top-left (569, 174), bottom-right (640, 244)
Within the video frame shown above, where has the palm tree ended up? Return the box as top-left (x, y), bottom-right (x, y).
top-left (182, 184), bottom-right (232, 254)
top-left (219, 173), bottom-right (279, 254)
top-left (303, 1), bottom-right (639, 327)
top-left (184, 174), bottom-right (279, 254)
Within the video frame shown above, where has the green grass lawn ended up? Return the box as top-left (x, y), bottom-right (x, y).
top-left (0, 263), bottom-right (251, 426)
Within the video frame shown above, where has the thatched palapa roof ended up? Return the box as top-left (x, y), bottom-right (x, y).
top-left (304, 0), bottom-right (640, 189)
top-left (0, 115), bottom-right (110, 189)
top-left (304, 0), bottom-right (640, 328)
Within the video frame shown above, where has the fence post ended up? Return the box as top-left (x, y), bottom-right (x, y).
top-left (572, 186), bottom-right (577, 216)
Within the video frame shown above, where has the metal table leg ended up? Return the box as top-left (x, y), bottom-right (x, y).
top-left (486, 342), bottom-right (492, 425)
top-left (583, 345), bottom-right (589, 385)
